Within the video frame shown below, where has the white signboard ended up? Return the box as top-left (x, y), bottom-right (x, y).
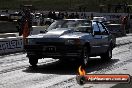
top-left (0, 37), bottom-right (23, 55)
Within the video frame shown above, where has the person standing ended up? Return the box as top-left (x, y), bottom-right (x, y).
top-left (121, 16), bottom-right (128, 35)
top-left (17, 9), bottom-right (32, 45)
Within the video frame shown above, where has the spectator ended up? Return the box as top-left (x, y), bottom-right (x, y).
top-left (57, 12), bottom-right (64, 19)
top-left (80, 13), bottom-right (84, 19)
top-left (90, 13), bottom-right (93, 20)
top-left (17, 9), bottom-right (32, 44)
top-left (64, 12), bottom-right (69, 19)
top-left (121, 16), bottom-right (128, 35)
top-left (75, 12), bottom-right (79, 19)
top-left (60, 13), bottom-right (65, 19)
top-left (40, 13), bottom-right (45, 25)
top-left (48, 11), bottom-right (52, 18)
top-left (57, 12), bottom-right (61, 19)
top-left (83, 13), bottom-right (87, 19)
top-left (52, 12), bottom-right (57, 20)
top-left (69, 13), bottom-right (75, 19)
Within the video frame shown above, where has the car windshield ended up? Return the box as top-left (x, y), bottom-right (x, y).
top-left (47, 19), bottom-right (92, 33)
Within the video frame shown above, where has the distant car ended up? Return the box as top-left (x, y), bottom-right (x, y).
top-left (44, 18), bottom-right (54, 25)
top-left (106, 24), bottom-right (126, 37)
top-left (93, 17), bottom-right (109, 25)
top-left (93, 17), bottom-right (106, 22)
top-left (0, 14), bottom-right (9, 21)
top-left (0, 11), bottom-right (9, 21)
top-left (32, 13), bottom-right (42, 26)
top-left (25, 19), bottom-right (116, 66)
top-left (30, 26), bottom-right (47, 35)
top-left (9, 12), bottom-right (22, 21)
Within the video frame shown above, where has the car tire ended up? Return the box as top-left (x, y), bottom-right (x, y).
top-left (101, 46), bottom-right (112, 61)
top-left (29, 56), bottom-right (38, 67)
top-left (80, 47), bottom-right (89, 66)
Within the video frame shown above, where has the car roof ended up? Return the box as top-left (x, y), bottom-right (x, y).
top-left (93, 17), bottom-right (105, 18)
top-left (63, 19), bottom-right (90, 21)
top-left (56, 19), bottom-right (100, 23)
top-left (107, 24), bottom-right (121, 26)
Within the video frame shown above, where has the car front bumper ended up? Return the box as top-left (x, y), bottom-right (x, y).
top-left (24, 44), bottom-right (83, 58)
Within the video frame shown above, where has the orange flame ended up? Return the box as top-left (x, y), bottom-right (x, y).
top-left (78, 66), bottom-right (86, 76)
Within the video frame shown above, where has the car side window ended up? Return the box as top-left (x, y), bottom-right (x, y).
top-left (92, 22), bottom-right (100, 35)
top-left (98, 23), bottom-right (108, 35)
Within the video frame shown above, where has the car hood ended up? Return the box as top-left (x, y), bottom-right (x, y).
top-left (28, 28), bottom-right (90, 39)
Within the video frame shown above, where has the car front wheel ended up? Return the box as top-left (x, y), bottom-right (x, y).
top-left (80, 47), bottom-right (89, 66)
top-left (29, 56), bottom-right (38, 66)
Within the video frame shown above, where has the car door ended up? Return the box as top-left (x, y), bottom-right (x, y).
top-left (97, 22), bottom-right (109, 53)
top-left (90, 21), bottom-right (103, 55)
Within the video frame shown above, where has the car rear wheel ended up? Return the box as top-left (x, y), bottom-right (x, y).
top-left (79, 47), bottom-right (89, 66)
top-left (101, 46), bottom-right (112, 61)
top-left (29, 56), bottom-right (38, 66)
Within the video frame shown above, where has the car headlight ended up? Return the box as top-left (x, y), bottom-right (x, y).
top-left (65, 39), bottom-right (82, 45)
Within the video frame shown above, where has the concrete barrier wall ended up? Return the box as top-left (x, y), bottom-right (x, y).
top-left (0, 37), bottom-right (23, 55)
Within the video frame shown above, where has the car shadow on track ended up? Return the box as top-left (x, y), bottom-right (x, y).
top-left (23, 58), bottom-right (119, 75)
